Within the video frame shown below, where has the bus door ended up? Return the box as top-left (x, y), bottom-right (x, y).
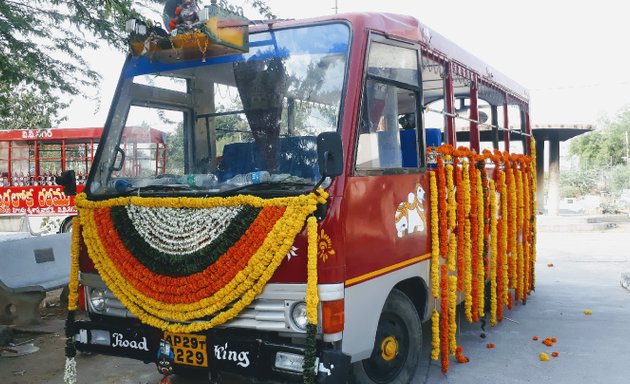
top-left (341, 34), bottom-right (430, 360)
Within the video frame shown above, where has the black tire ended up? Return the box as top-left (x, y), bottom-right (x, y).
top-left (59, 216), bottom-right (74, 233)
top-left (349, 289), bottom-right (422, 384)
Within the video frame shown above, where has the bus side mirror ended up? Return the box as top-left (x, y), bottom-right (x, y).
top-left (56, 170), bottom-right (77, 196)
top-left (317, 132), bottom-right (343, 178)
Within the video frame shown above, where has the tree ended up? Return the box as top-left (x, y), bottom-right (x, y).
top-left (567, 106), bottom-right (630, 197)
top-left (569, 106), bottom-right (630, 168)
top-left (0, 0), bottom-right (273, 129)
top-left (0, 83), bottom-right (68, 129)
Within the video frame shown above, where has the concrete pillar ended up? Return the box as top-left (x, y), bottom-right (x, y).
top-left (535, 138), bottom-right (545, 214)
top-left (547, 134), bottom-right (560, 215)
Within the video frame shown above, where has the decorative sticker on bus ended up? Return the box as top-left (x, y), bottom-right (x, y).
top-left (395, 184), bottom-right (427, 237)
top-left (0, 186), bottom-right (82, 215)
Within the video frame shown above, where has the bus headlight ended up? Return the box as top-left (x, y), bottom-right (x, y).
top-left (89, 288), bottom-right (106, 312)
top-left (290, 301), bottom-right (308, 331)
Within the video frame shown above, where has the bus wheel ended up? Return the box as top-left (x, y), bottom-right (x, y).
top-left (349, 289), bottom-right (422, 384)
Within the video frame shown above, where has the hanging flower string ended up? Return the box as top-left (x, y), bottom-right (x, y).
top-left (475, 166), bottom-right (486, 320)
top-left (429, 144), bottom-right (536, 374)
top-left (64, 217), bottom-right (81, 384)
top-left (302, 215), bottom-right (319, 384)
top-left (462, 160), bottom-right (473, 322)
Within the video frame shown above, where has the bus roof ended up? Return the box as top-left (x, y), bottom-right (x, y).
top-left (255, 12), bottom-right (529, 103)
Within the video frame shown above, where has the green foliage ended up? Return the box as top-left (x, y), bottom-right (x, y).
top-left (559, 169), bottom-right (598, 198)
top-left (566, 106), bottom-right (630, 197)
top-left (0, 84), bottom-right (68, 129)
top-left (165, 123), bottom-right (184, 174)
top-left (0, 0), bottom-right (274, 128)
top-left (607, 164), bottom-right (630, 194)
top-left (569, 106), bottom-right (630, 168)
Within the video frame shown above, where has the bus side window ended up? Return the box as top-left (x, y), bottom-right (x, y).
top-left (356, 38), bottom-right (421, 172)
top-left (356, 80), bottom-right (418, 170)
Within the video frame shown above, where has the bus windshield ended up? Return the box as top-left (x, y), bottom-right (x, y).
top-left (87, 22), bottom-right (350, 196)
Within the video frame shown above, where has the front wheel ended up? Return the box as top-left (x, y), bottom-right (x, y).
top-left (349, 289), bottom-right (422, 384)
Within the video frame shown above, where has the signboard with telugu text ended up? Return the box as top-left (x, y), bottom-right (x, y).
top-left (0, 185), bottom-right (84, 215)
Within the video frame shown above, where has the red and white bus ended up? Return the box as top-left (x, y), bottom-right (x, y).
top-left (0, 127), bottom-right (167, 233)
top-left (63, 4), bottom-right (535, 384)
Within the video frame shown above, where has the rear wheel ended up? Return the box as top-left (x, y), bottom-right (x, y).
top-left (349, 289), bottom-right (422, 384)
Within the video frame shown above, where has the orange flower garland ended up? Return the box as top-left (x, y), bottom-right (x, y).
top-left (470, 160), bottom-right (480, 322)
top-left (448, 274), bottom-right (458, 355)
top-left (463, 160), bottom-right (473, 322)
top-left (508, 162), bottom-right (517, 290)
top-left (516, 165), bottom-right (525, 302)
top-left (476, 168), bottom-right (485, 319)
top-left (427, 144), bottom-right (537, 374)
top-left (446, 160), bottom-right (457, 272)
top-left (440, 264), bottom-right (449, 374)
top-left (456, 162), bottom-right (465, 291)
top-left (437, 156), bottom-right (448, 259)
top-left (489, 178), bottom-right (498, 326)
top-left (430, 171), bottom-right (440, 299)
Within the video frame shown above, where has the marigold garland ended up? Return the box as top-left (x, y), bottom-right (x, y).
top-left (523, 170), bottom-right (531, 303)
top-left (508, 163), bottom-right (518, 290)
top-left (515, 167), bottom-right (525, 301)
top-left (302, 215), bottom-right (319, 383)
top-left (431, 309), bottom-right (440, 360)
top-left (489, 179), bottom-right (498, 326)
top-left (67, 216), bottom-right (80, 311)
top-left (306, 216), bottom-right (319, 324)
top-left (470, 162), bottom-right (479, 322)
top-left (462, 161), bottom-right (473, 322)
top-left (64, 216), bottom-right (81, 384)
top-left (429, 144), bottom-right (536, 374)
top-left (448, 274), bottom-right (458, 355)
top-left (456, 163), bottom-right (465, 291)
top-left (476, 168), bottom-right (485, 319)
top-left (440, 264), bottom-right (449, 374)
top-left (430, 171), bottom-right (440, 299)
top-left (437, 156), bottom-right (448, 259)
top-left (446, 162), bottom-right (457, 272)
top-left (72, 191), bottom-right (327, 333)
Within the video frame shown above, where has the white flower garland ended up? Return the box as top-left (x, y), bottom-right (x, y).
top-left (64, 357), bottom-right (76, 384)
top-left (126, 205), bottom-right (243, 255)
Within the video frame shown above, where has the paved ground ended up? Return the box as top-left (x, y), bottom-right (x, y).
top-left (1, 217), bottom-right (629, 384)
top-left (417, 221), bottom-right (630, 383)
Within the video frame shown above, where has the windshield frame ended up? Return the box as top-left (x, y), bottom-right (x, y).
top-left (85, 20), bottom-right (352, 199)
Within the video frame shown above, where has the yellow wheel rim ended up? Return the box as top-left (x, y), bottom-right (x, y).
top-left (380, 336), bottom-right (398, 361)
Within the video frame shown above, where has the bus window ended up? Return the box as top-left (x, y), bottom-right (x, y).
top-left (507, 102), bottom-right (524, 154)
top-left (120, 106), bottom-right (180, 177)
top-left (452, 70), bottom-right (471, 148)
top-left (421, 53), bottom-right (446, 148)
top-left (478, 83), bottom-right (505, 152)
top-left (356, 80), bottom-right (418, 169)
top-left (356, 38), bottom-right (421, 172)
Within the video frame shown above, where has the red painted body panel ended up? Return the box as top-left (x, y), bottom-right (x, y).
top-left (342, 174), bottom-right (431, 282)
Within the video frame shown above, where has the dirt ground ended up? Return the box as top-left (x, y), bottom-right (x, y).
top-left (0, 290), bottom-right (243, 384)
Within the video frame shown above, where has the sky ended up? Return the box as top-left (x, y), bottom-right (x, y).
top-left (59, 0), bottom-right (630, 128)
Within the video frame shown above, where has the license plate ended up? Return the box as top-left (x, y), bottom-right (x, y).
top-left (163, 332), bottom-right (208, 367)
